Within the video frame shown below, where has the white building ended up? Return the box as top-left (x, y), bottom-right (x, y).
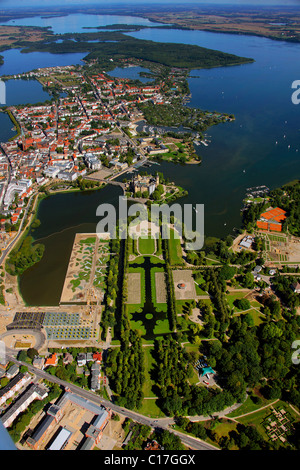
top-left (57, 171), bottom-right (78, 182)
top-left (84, 153), bottom-right (102, 170)
top-left (0, 372), bottom-right (31, 406)
top-left (1, 384), bottom-right (48, 428)
top-left (3, 179), bottom-right (32, 209)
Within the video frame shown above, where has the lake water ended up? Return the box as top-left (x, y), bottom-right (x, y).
top-left (0, 13), bottom-right (161, 34)
top-left (0, 78), bottom-right (54, 142)
top-left (0, 48), bottom-right (86, 76)
top-left (0, 12), bottom-right (298, 304)
top-left (108, 65), bottom-right (153, 83)
top-left (127, 27), bottom-right (300, 234)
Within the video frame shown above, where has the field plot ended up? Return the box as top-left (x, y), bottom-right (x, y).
top-left (127, 272), bottom-right (141, 304)
top-left (155, 271), bottom-right (167, 304)
top-left (261, 233), bottom-right (300, 264)
top-left (173, 270), bottom-right (196, 300)
top-left (60, 234), bottom-right (110, 304)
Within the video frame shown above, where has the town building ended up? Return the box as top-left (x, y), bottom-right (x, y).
top-left (0, 372), bottom-right (31, 406)
top-left (130, 173), bottom-right (159, 196)
top-left (44, 353), bottom-right (58, 368)
top-left (90, 362), bottom-right (101, 392)
top-left (84, 153), bottom-right (102, 170)
top-left (1, 383), bottom-right (48, 428)
top-left (48, 427), bottom-right (72, 450)
top-left (77, 353), bottom-right (87, 367)
top-left (5, 364), bottom-right (19, 379)
top-left (3, 179), bottom-right (32, 210)
top-left (291, 281), bottom-right (300, 294)
top-left (256, 207), bottom-right (287, 232)
top-left (239, 235), bottom-right (254, 249)
top-left (26, 391), bottom-right (111, 450)
top-left (32, 356), bottom-right (45, 370)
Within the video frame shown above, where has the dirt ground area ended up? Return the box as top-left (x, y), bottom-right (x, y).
top-left (264, 233), bottom-right (300, 264)
top-left (0, 313), bottom-right (13, 336)
top-left (173, 270), bottom-right (196, 300)
top-left (27, 402), bottom-right (126, 451)
top-left (231, 231), bottom-right (255, 253)
top-left (189, 307), bottom-right (202, 325)
top-left (96, 416), bottom-right (127, 450)
top-left (34, 400), bottom-right (95, 450)
top-left (277, 236), bottom-right (300, 262)
top-left (0, 232), bottom-right (17, 254)
top-left (1, 332), bottom-right (36, 350)
top-left (127, 272), bottom-right (141, 304)
top-left (3, 271), bottom-right (26, 310)
top-left (84, 168), bottom-right (113, 181)
top-left (155, 272), bottom-right (167, 303)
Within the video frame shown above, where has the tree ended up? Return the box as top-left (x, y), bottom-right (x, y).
top-left (261, 322), bottom-right (283, 341)
top-left (27, 348), bottom-right (38, 360)
top-left (234, 298), bottom-right (251, 311)
top-left (155, 429), bottom-right (185, 450)
top-left (219, 265), bottom-right (235, 281)
top-left (242, 272), bottom-right (255, 289)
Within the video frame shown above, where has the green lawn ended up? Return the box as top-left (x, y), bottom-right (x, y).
top-left (226, 292), bottom-right (247, 310)
top-left (213, 419), bottom-right (238, 439)
top-left (138, 398), bottom-right (166, 418)
top-left (168, 228), bottom-right (184, 265)
top-left (138, 237), bottom-right (156, 255)
top-left (142, 346), bottom-right (157, 398)
top-left (153, 318), bottom-right (171, 335)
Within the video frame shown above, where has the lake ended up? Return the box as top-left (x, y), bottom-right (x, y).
top-left (108, 66), bottom-right (153, 83)
top-left (0, 12), bottom-right (298, 304)
top-left (0, 13), bottom-right (161, 34)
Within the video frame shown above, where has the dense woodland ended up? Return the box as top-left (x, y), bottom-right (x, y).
top-left (138, 101), bottom-right (233, 133)
top-left (105, 329), bottom-right (145, 409)
top-left (6, 236), bottom-right (45, 276)
top-left (105, 235), bottom-right (146, 409)
top-left (19, 32), bottom-right (253, 71)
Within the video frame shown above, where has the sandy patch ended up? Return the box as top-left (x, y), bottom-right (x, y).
top-left (155, 272), bottom-right (167, 303)
top-left (127, 272), bottom-right (141, 304)
top-left (173, 270), bottom-right (196, 300)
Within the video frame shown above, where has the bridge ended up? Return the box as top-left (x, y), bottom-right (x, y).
top-left (84, 175), bottom-right (126, 194)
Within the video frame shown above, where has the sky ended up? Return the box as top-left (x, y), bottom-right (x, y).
top-left (0, 0), bottom-right (299, 8)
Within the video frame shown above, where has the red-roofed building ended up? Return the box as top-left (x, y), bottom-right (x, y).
top-left (44, 353), bottom-right (58, 367)
top-left (256, 207), bottom-right (286, 232)
top-left (93, 352), bottom-right (102, 363)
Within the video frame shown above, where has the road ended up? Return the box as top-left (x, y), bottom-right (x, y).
top-left (6, 353), bottom-right (218, 451)
top-left (0, 143), bottom-right (12, 209)
top-left (0, 192), bottom-right (37, 266)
